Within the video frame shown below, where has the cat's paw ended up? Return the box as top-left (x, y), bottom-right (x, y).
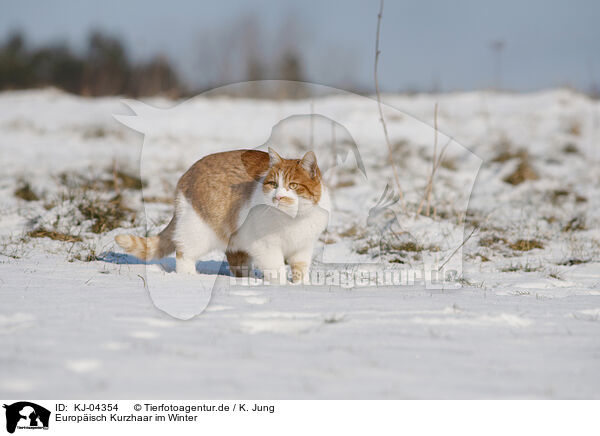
top-left (291, 263), bottom-right (308, 284)
top-left (176, 257), bottom-right (198, 274)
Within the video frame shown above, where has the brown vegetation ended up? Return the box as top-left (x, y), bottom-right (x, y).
top-left (78, 194), bottom-right (135, 234)
top-left (28, 228), bottom-right (82, 243)
top-left (14, 182), bottom-right (39, 201)
top-left (509, 239), bottom-right (544, 251)
top-left (503, 159), bottom-right (539, 185)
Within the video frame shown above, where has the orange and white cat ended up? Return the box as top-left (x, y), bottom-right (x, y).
top-left (115, 148), bottom-right (330, 283)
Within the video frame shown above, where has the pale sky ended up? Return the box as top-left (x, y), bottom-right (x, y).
top-left (1, 0), bottom-right (599, 92)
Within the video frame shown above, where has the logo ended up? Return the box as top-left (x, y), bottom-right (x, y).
top-left (3, 402), bottom-right (50, 434)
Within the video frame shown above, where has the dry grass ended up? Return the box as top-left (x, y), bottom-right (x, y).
top-left (550, 189), bottom-right (587, 205)
top-left (78, 194), bottom-right (135, 234)
top-left (14, 182), bottom-right (39, 201)
top-left (501, 262), bottom-right (543, 272)
top-left (551, 189), bottom-right (570, 200)
top-left (479, 235), bottom-right (508, 247)
top-left (479, 236), bottom-right (543, 252)
top-left (548, 270), bottom-right (563, 280)
top-left (358, 238), bottom-right (437, 259)
top-left (491, 148), bottom-right (540, 185)
top-left (113, 170), bottom-right (145, 190)
top-left (509, 239), bottom-right (544, 251)
top-left (383, 241), bottom-right (422, 252)
top-left (562, 143), bottom-right (579, 154)
top-left (71, 248), bottom-right (98, 262)
top-left (18, 170), bottom-right (139, 260)
top-left (354, 236), bottom-right (426, 257)
top-left (416, 103), bottom-right (453, 217)
top-left (492, 149), bottom-right (527, 163)
top-left (392, 139), bottom-right (408, 153)
top-left (83, 126), bottom-right (108, 139)
top-left (440, 158), bottom-right (457, 171)
top-left (503, 159), bottom-right (539, 185)
top-left (319, 234), bottom-right (337, 245)
top-left (373, 0), bottom-right (406, 212)
top-left (559, 258), bottom-right (589, 266)
top-left (356, 246), bottom-right (370, 255)
top-left (0, 235), bottom-right (30, 259)
top-left (7, 168), bottom-right (140, 262)
top-left (332, 178), bottom-right (356, 188)
top-left (477, 253), bottom-right (491, 262)
top-left (28, 228), bottom-right (82, 243)
top-left (323, 314), bottom-right (345, 324)
top-left (338, 224), bottom-right (365, 239)
top-left (563, 217), bottom-right (586, 232)
top-left (59, 168), bottom-right (145, 192)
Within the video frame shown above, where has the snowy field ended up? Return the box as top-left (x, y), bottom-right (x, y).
top-left (1, 87), bottom-right (599, 398)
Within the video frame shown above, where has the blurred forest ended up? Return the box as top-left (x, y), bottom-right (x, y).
top-left (0, 31), bottom-right (181, 97)
top-left (0, 27), bottom-right (307, 98)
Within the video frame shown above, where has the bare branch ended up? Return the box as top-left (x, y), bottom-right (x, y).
top-left (417, 103), bottom-right (450, 217)
top-left (112, 158), bottom-right (121, 197)
top-left (309, 100), bottom-right (315, 149)
top-left (437, 225), bottom-right (479, 272)
top-left (426, 102), bottom-right (439, 216)
top-left (374, 0), bottom-right (406, 213)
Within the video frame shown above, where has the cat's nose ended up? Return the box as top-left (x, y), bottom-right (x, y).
top-left (274, 194), bottom-right (291, 204)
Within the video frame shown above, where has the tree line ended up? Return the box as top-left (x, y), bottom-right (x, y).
top-left (0, 29), bottom-right (307, 98)
top-left (0, 31), bottom-right (182, 97)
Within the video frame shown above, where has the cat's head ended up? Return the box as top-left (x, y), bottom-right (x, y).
top-left (262, 147), bottom-right (322, 216)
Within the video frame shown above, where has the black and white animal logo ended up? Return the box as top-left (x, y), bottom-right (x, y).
top-left (3, 402), bottom-right (50, 434)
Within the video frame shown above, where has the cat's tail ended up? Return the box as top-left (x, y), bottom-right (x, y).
top-left (114, 216), bottom-right (176, 261)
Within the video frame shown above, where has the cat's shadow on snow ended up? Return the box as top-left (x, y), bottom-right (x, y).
top-left (100, 252), bottom-right (231, 275)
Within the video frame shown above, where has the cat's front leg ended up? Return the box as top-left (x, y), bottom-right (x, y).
top-left (252, 250), bottom-right (286, 285)
top-left (287, 247), bottom-right (313, 284)
top-left (226, 250), bottom-right (251, 277)
top-left (176, 251), bottom-right (197, 274)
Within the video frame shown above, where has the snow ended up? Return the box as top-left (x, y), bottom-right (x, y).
top-left (0, 86), bottom-right (599, 398)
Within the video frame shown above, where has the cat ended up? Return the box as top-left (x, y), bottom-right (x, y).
top-left (115, 147), bottom-right (330, 283)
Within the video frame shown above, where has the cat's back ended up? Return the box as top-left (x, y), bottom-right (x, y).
top-left (178, 150), bottom-right (268, 190)
top-left (176, 149), bottom-right (269, 241)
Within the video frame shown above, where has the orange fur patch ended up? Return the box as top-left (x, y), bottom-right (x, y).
top-left (226, 249), bottom-right (250, 277)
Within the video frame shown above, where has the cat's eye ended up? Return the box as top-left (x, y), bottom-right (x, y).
top-left (266, 181), bottom-right (278, 188)
top-left (289, 182), bottom-right (298, 189)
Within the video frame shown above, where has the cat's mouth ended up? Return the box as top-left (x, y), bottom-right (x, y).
top-left (271, 197), bottom-right (298, 217)
top-left (273, 196), bottom-right (295, 207)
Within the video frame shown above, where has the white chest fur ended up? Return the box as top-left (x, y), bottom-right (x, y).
top-left (229, 184), bottom-right (330, 272)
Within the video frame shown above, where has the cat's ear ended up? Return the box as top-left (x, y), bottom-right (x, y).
top-left (268, 147), bottom-right (283, 166)
top-left (300, 151), bottom-right (318, 177)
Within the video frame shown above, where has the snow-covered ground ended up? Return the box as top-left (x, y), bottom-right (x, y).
top-left (1, 87), bottom-right (599, 398)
